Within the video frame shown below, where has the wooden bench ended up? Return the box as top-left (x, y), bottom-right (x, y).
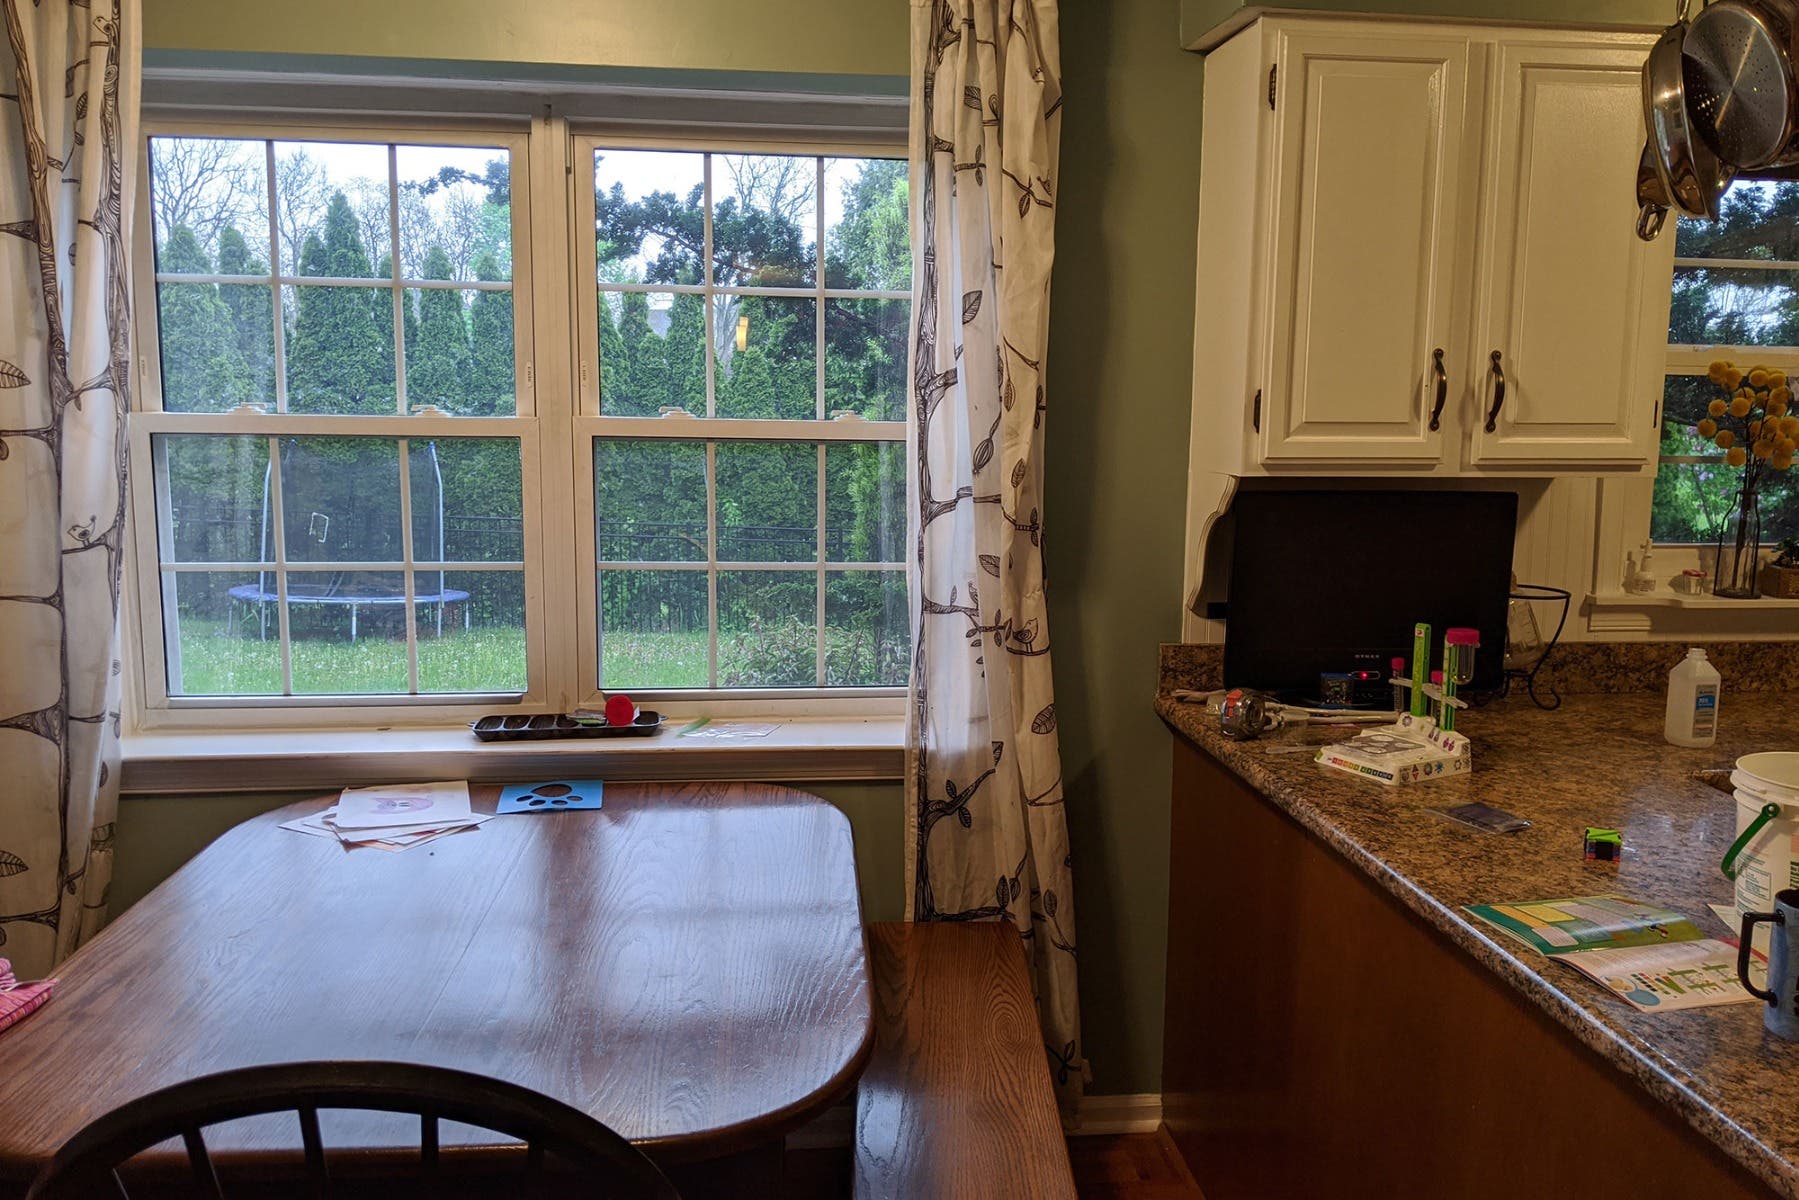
top-left (853, 922), bottom-right (1077, 1199)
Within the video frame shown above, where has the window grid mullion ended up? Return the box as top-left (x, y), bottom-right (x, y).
top-left (814, 157), bottom-right (827, 688)
top-left (389, 144), bottom-right (408, 415)
top-left (706, 441), bottom-right (719, 688)
top-left (156, 274), bottom-right (512, 292)
top-left (265, 434), bottom-right (295, 695)
top-left (264, 141), bottom-right (289, 414)
top-left (397, 437), bottom-right (421, 695)
top-left (703, 152), bottom-right (716, 419)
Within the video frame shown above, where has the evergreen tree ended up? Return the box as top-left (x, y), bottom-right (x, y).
top-left (616, 290), bottom-right (663, 415)
top-left (598, 294), bottom-right (626, 409)
top-left (409, 244), bottom-right (475, 412)
top-left (156, 224), bottom-right (248, 412)
top-left (664, 292), bottom-right (706, 414)
top-left (215, 224), bottom-right (274, 408)
top-left (468, 249), bottom-right (514, 415)
top-left (369, 251), bottom-right (416, 405)
top-left (287, 192), bottom-right (392, 415)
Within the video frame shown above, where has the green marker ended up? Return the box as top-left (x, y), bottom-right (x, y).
top-left (1410, 622), bottom-right (1431, 718)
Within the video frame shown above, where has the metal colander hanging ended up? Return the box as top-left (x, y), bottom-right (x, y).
top-left (1682, 0), bottom-right (1799, 169)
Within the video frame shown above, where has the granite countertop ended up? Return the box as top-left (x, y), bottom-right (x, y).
top-left (1156, 688), bottom-right (1799, 1198)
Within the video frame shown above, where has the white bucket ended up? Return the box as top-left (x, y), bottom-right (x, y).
top-left (1731, 752), bottom-right (1799, 918)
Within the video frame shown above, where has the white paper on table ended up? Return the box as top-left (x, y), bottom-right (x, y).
top-left (279, 808), bottom-right (341, 839)
top-left (281, 805), bottom-right (491, 851)
top-left (336, 817), bottom-right (492, 852)
top-left (333, 781), bottom-right (471, 829)
top-left (1557, 938), bottom-right (1759, 1012)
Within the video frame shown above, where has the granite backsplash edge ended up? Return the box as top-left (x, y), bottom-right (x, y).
top-left (1159, 641), bottom-right (1799, 697)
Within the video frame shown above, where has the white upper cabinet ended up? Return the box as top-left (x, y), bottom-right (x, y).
top-left (1466, 39), bottom-right (1673, 465)
top-left (1263, 30), bottom-right (1469, 463)
top-left (1184, 16), bottom-right (1674, 479)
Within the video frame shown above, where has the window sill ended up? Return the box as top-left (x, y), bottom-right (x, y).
top-left (1584, 590), bottom-right (1799, 636)
top-left (119, 716), bottom-right (906, 795)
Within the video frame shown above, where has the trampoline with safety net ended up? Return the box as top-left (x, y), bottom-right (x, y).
top-left (229, 438), bottom-right (469, 642)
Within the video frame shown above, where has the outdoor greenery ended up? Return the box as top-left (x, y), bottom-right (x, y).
top-left (1659, 185), bottom-right (1799, 545)
top-left (149, 139), bottom-right (910, 695)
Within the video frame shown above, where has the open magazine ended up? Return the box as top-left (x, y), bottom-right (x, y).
top-left (1463, 894), bottom-right (1759, 1013)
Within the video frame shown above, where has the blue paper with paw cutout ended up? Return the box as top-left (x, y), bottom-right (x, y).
top-left (497, 780), bottom-right (605, 814)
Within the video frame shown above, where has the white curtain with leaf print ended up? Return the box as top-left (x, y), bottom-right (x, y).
top-left (0, 0), bottom-right (139, 978)
top-left (905, 0), bottom-right (1085, 1100)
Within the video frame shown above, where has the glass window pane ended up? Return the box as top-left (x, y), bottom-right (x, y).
top-left (284, 283), bottom-right (397, 414)
top-left (405, 286), bottom-right (514, 416)
top-left (1675, 180), bottom-right (1799, 260)
top-left (165, 571), bottom-right (282, 696)
top-left (156, 435), bottom-right (270, 563)
top-left (717, 442), bottom-right (816, 562)
top-left (713, 153), bottom-right (817, 288)
top-left (825, 571), bottom-right (908, 686)
top-left (149, 137), bottom-right (270, 275)
top-left (598, 569), bottom-right (709, 688)
top-left (595, 440), bottom-right (707, 563)
top-left (718, 570), bottom-right (816, 687)
top-left (430, 439), bottom-right (523, 563)
top-left (285, 570), bottom-right (409, 694)
top-left (276, 141), bottom-right (391, 279)
top-left (417, 571), bottom-right (525, 692)
top-left (155, 281), bottom-right (277, 412)
top-left (824, 157), bottom-right (909, 290)
top-left (598, 291), bottom-right (706, 416)
top-left (396, 145), bottom-right (512, 282)
top-left (1671, 267), bottom-right (1799, 346)
top-left (824, 442), bottom-right (906, 563)
top-left (594, 149), bottom-right (705, 285)
top-left (715, 296), bottom-right (816, 420)
top-left (277, 437), bottom-right (402, 564)
top-left (825, 298), bottom-right (908, 422)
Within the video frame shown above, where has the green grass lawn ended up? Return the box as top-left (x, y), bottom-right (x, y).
top-left (174, 619), bottom-right (902, 695)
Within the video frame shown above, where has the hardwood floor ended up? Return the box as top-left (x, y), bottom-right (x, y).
top-left (781, 1129), bottom-right (1205, 1199)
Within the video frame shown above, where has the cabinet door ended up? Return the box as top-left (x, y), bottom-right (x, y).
top-left (1467, 39), bottom-right (1672, 465)
top-left (1261, 29), bottom-right (1471, 464)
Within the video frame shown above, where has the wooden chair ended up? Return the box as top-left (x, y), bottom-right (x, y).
top-left (25, 1061), bottom-right (681, 1199)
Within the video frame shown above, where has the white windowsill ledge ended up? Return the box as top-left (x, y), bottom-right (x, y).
top-left (120, 717), bottom-right (906, 796)
top-left (1588, 590), bottom-right (1799, 611)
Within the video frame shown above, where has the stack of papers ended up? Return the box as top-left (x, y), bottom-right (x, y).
top-left (281, 781), bottom-right (490, 852)
top-left (1464, 894), bottom-right (1760, 1013)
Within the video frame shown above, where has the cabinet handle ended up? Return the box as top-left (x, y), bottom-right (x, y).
top-left (1484, 350), bottom-right (1506, 434)
top-left (1428, 348), bottom-right (1447, 432)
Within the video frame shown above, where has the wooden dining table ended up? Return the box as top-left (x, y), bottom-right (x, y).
top-left (0, 781), bottom-right (871, 1197)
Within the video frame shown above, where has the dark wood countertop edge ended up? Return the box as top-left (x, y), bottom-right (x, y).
top-left (1155, 695), bottom-right (1798, 1200)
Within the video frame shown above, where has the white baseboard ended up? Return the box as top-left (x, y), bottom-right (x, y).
top-left (785, 1092), bottom-right (1165, 1148)
top-left (1066, 1092), bottom-right (1164, 1136)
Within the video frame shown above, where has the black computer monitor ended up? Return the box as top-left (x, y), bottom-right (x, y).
top-left (1222, 489), bottom-right (1518, 698)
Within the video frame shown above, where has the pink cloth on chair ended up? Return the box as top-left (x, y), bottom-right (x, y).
top-left (0, 958), bottom-right (55, 1037)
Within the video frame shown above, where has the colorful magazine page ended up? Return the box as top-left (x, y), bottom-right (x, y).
top-left (1557, 940), bottom-right (1758, 1012)
top-left (1463, 895), bottom-right (1705, 957)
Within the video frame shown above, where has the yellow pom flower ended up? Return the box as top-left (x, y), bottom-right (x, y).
top-left (1750, 368), bottom-right (1770, 387)
top-left (1716, 429), bottom-right (1737, 449)
top-left (1774, 453), bottom-right (1796, 471)
top-left (1754, 438), bottom-right (1776, 459)
top-left (1780, 436), bottom-right (1799, 456)
top-left (1772, 370), bottom-right (1789, 387)
top-left (1731, 396), bottom-right (1754, 418)
top-left (1781, 415), bottom-right (1799, 438)
top-left (1697, 418), bottom-right (1719, 437)
top-left (1709, 398), bottom-right (1729, 417)
top-left (1749, 419), bottom-right (1765, 440)
top-left (1726, 368), bottom-right (1745, 390)
top-left (1727, 446), bottom-right (1749, 466)
top-left (1773, 399), bottom-right (1791, 418)
top-left (1775, 385), bottom-right (1793, 404)
top-left (1711, 360), bottom-right (1732, 383)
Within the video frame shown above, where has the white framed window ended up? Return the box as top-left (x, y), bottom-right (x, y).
top-left (569, 136), bottom-right (911, 704)
top-left (125, 115), bottom-right (912, 729)
top-left (1651, 182), bottom-right (1799, 552)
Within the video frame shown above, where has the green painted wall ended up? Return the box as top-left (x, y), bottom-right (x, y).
top-left (145, 0), bottom-right (909, 79)
top-left (112, 783), bottom-right (907, 921)
top-left (125, 0), bottom-right (1204, 1098)
top-left (1182, 0), bottom-right (1665, 50)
